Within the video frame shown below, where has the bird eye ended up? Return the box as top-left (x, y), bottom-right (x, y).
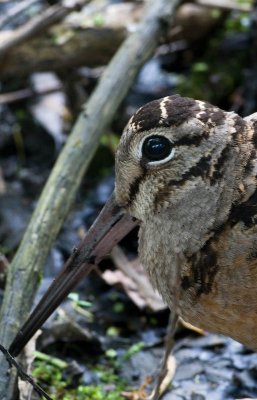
top-left (142, 135), bottom-right (173, 162)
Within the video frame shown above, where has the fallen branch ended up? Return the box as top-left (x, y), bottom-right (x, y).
top-left (0, 0), bottom-right (89, 57)
top-left (0, 2), bottom-right (225, 79)
top-left (196, 0), bottom-right (251, 12)
top-left (0, 0), bottom-right (181, 397)
top-left (0, 84), bottom-right (62, 105)
top-left (0, 0), bottom-right (41, 30)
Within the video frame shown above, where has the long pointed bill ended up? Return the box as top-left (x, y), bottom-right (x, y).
top-left (9, 193), bottom-right (138, 357)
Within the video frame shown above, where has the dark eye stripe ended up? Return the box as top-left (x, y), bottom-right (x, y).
top-left (127, 170), bottom-right (146, 207)
top-left (174, 132), bottom-right (209, 147)
top-left (168, 154), bottom-right (212, 187)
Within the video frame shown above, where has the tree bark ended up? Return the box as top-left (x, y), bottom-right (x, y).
top-left (0, 0), bottom-right (181, 398)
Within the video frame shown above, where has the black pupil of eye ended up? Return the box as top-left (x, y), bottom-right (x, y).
top-left (142, 135), bottom-right (172, 161)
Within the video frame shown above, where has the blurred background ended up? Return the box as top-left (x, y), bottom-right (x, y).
top-left (0, 0), bottom-right (256, 399)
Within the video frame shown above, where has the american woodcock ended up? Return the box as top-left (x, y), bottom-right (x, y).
top-left (9, 94), bottom-right (257, 356)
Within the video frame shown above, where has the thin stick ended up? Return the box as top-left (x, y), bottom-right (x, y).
top-left (0, 344), bottom-right (52, 400)
top-left (0, 85), bottom-right (62, 105)
top-left (0, 0), bottom-right (41, 29)
top-left (196, 0), bottom-right (251, 11)
top-left (0, 0), bottom-right (89, 56)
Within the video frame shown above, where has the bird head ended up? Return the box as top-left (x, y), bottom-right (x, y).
top-left (115, 95), bottom-right (248, 231)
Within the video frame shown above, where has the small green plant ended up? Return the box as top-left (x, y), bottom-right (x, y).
top-left (33, 352), bottom-right (128, 399)
top-left (68, 292), bottom-right (93, 320)
top-left (93, 13), bottom-right (105, 27)
top-left (122, 341), bottom-right (145, 361)
top-left (112, 302), bottom-right (125, 313)
top-left (68, 292), bottom-right (92, 308)
top-left (33, 360), bottom-right (67, 398)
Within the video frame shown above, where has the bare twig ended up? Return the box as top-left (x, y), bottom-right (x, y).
top-left (0, 0), bottom-right (89, 56)
top-left (0, 85), bottom-right (62, 105)
top-left (0, 1), bottom-right (226, 80)
top-left (0, 344), bottom-right (52, 400)
top-left (196, 0), bottom-right (252, 12)
top-left (0, 0), bottom-right (41, 29)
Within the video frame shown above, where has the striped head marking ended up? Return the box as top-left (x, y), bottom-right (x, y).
top-left (115, 95), bottom-right (252, 226)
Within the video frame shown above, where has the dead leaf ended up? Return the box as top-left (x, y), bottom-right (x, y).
top-left (18, 330), bottom-right (42, 400)
top-left (102, 245), bottom-right (166, 311)
top-left (121, 376), bottom-right (153, 400)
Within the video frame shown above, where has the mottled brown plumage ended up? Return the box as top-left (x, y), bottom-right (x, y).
top-left (115, 94), bottom-right (257, 350)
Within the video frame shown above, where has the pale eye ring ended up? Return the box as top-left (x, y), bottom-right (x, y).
top-left (142, 135), bottom-right (174, 163)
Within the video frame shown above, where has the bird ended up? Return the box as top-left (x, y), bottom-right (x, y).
top-left (115, 94), bottom-right (257, 350)
top-left (9, 94), bottom-right (257, 356)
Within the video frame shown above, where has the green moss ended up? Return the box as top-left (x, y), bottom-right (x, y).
top-left (62, 384), bottom-right (125, 400)
top-left (33, 361), bottom-right (64, 388)
top-left (33, 355), bottom-right (127, 400)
